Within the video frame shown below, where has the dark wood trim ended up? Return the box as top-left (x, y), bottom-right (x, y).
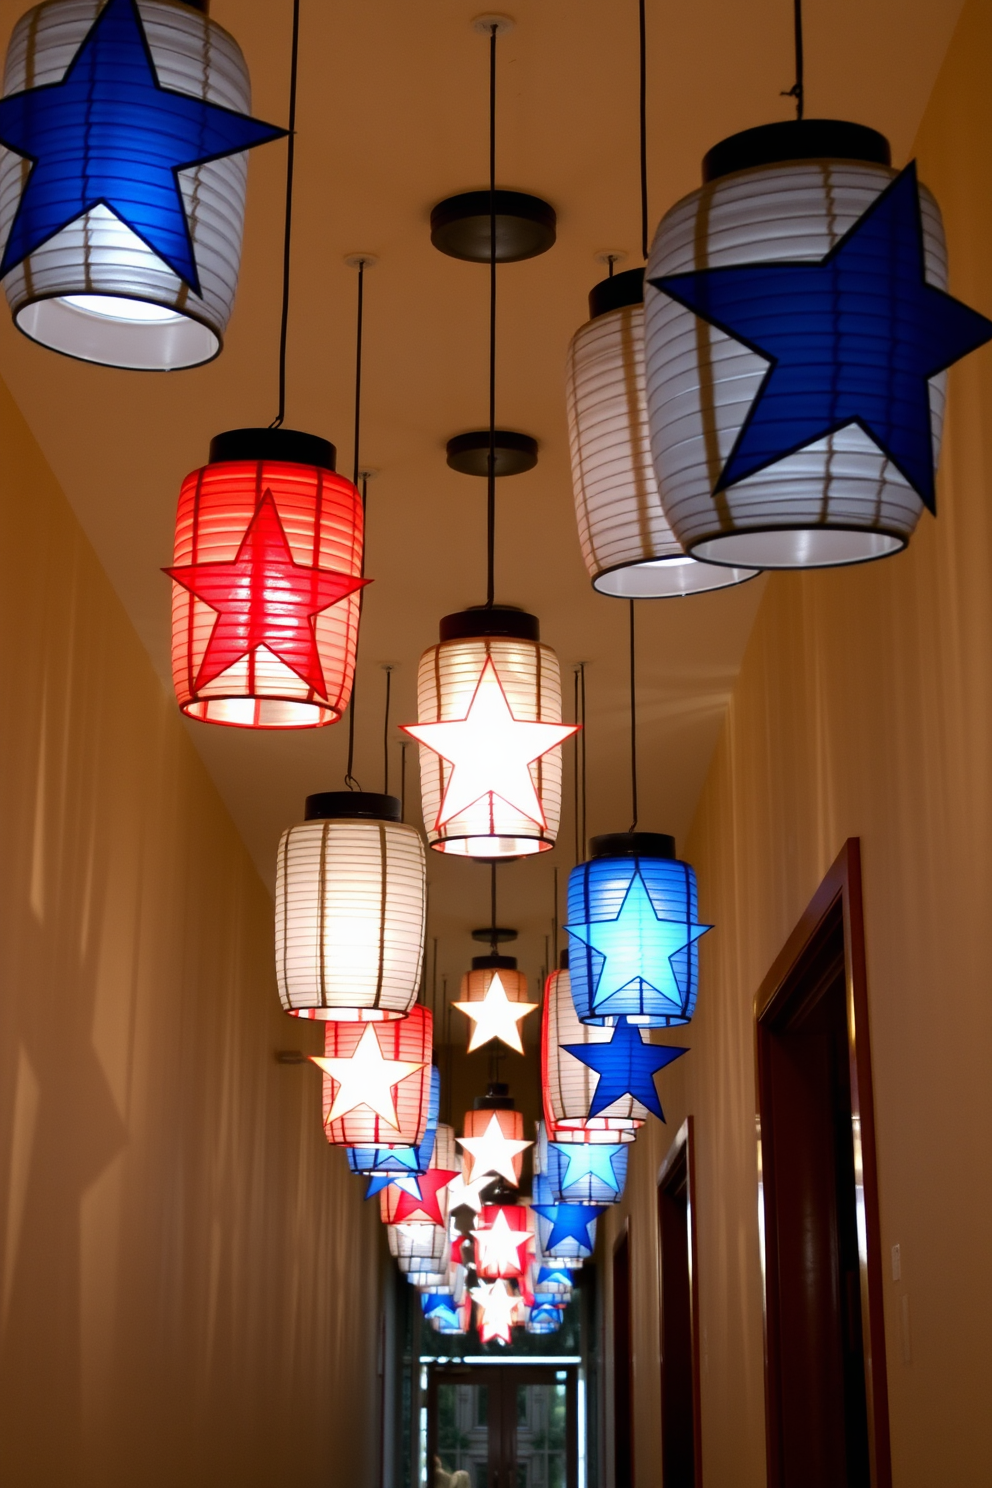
top-left (426, 1363), bottom-right (578, 1488)
top-left (612, 1220), bottom-right (635, 1488)
top-left (657, 1117), bottom-right (703, 1486)
top-left (754, 838), bottom-right (891, 1488)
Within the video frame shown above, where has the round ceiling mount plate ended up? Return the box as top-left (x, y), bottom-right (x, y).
top-left (430, 190), bottom-right (556, 262)
top-left (446, 429), bottom-right (538, 477)
top-left (471, 13), bottom-right (515, 35)
top-left (471, 926), bottom-right (519, 944)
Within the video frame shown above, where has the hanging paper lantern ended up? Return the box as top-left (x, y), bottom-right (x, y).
top-left (388, 1222), bottom-right (448, 1275)
top-left (566, 833), bottom-right (710, 1026)
top-left (348, 1067), bottom-right (440, 1181)
top-left (457, 1102), bottom-right (531, 1187)
top-left (402, 608), bottom-right (577, 858)
top-left (276, 791), bottom-right (425, 1021)
top-left (422, 1291), bottom-right (470, 1335)
top-left (453, 956), bottom-right (538, 1054)
top-left (312, 1006), bottom-right (433, 1148)
top-left (532, 1262), bottom-right (573, 1298)
top-left (526, 1302), bottom-right (564, 1335)
top-left (471, 1279), bottom-right (519, 1345)
top-left (0, 0), bottom-right (285, 369)
top-left (644, 120), bottom-right (992, 570)
top-left (541, 961), bottom-right (643, 1138)
top-left (168, 428), bottom-right (366, 729)
top-left (566, 268), bottom-right (757, 597)
top-left (545, 1135), bottom-right (628, 1206)
top-left (532, 1174), bottom-right (603, 1261)
top-left (379, 1124), bottom-right (458, 1227)
top-left (472, 1205), bottom-right (533, 1280)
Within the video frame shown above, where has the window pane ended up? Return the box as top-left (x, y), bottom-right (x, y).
top-left (515, 1383), bottom-right (567, 1488)
top-left (436, 1383), bottom-right (489, 1488)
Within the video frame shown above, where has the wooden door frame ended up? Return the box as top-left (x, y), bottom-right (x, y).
top-left (426, 1362), bottom-right (578, 1488)
top-left (753, 837), bottom-right (891, 1488)
top-left (611, 1220), bottom-right (635, 1488)
top-left (657, 1117), bottom-right (703, 1487)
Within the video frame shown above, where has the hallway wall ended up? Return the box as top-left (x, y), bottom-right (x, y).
top-left (599, 1), bottom-right (992, 1484)
top-left (0, 373), bottom-right (381, 1486)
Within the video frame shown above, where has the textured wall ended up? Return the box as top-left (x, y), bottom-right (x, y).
top-left (599, 2), bottom-right (992, 1484)
top-left (0, 374), bottom-right (382, 1487)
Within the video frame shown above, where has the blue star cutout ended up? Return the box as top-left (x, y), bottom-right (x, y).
top-left (566, 871), bottom-right (709, 1019)
top-left (364, 1172), bottom-right (423, 1201)
top-left (536, 1265), bottom-right (574, 1288)
top-left (651, 164), bottom-right (992, 513)
top-left (422, 1293), bottom-right (461, 1331)
top-left (563, 1019), bottom-right (688, 1120)
top-left (532, 1201), bottom-right (606, 1254)
top-left (0, 0), bottom-right (285, 290)
top-left (550, 1141), bottom-right (626, 1197)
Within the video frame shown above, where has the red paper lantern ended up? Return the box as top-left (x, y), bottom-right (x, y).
top-left (312, 1006), bottom-right (433, 1148)
top-left (379, 1124), bottom-right (458, 1227)
top-left (168, 427), bottom-right (366, 729)
top-left (457, 1105), bottom-right (531, 1187)
top-left (472, 1204), bottom-right (533, 1280)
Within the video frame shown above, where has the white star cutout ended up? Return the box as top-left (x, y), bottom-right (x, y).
top-left (457, 1112), bottom-right (532, 1186)
top-left (446, 1171), bottom-right (492, 1215)
top-left (472, 1208), bottom-right (532, 1276)
top-left (471, 1278), bottom-right (518, 1344)
top-left (453, 973), bottom-right (539, 1054)
top-left (402, 657), bottom-right (578, 831)
top-left (312, 1023), bottom-right (426, 1130)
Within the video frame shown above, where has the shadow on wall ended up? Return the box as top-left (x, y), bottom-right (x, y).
top-left (0, 376), bottom-right (381, 1488)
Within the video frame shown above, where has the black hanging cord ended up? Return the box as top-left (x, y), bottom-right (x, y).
top-left (352, 260), bottom-right (366, 488)
top-left (485, 22), bottom-right (498, 607)
top-left (782, 0), bottom-right (805, 119)
top-left (400, 741), bottom-right (408, 822)
top-left (628, 603), bottom-right (638, 832)
top-left (382, 666), bottom-right (393, 795)
top-left (345, 247), bottom-right (370, 790)
top-left (638, 0), bottom-right (649, 260)
top-left (552, 866), bottom-right (559, 966)
top-left (270, 0), bottom-right (301, 429)
top-left (490, 862), bottom-right (498, 957)
top-left (580, 662), bottom-right (588, 854)
top-left (344, 471), bottom-right (368, 790)
top-left (573, 667), bottom-right (581, 865)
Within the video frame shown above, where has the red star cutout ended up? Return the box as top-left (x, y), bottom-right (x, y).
top-left (387, 1169), bottom-right (459, 1226)
top-left (166, 491), bottom-right (367, 696)
top-left (401, 657), bottom-right (578, 831)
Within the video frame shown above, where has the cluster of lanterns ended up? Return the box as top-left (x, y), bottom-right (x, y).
top-left (3, 0), bottom-right (990, 1353)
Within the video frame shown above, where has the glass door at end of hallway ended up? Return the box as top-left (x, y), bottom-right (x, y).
top-left (427, 1363), bottom-right (577, 1488)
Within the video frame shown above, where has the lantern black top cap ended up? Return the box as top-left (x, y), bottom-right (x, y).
top-left (446, 430), bottom-right (538, 478)
top-left (431, 190), bottom-right (556, 263)
top-left (703, 119), bottom-right (891, 183)
top-left (558, 948), bottom-right (570, 970)
top-left (209, 427), bottom-right (337, 473)
top-left (471, 954), bottom-right (518, 972)
top-left (589, 267), bottom-right (644, 321)
top-left (304, 792), bottom-right (402, 823)
top-left (440, 606), bottom-right (540, 643)
top-left (474, 1081), bottom-right (515, 1111)
top-left (590, 831), bottom-right (676, 860)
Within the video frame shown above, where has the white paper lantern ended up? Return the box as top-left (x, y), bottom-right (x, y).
top-left (541, 960), bottom-right (643, 1137)
top-left (388, 1222), bottom-right (448, 1275)
top-left (645, 120), bottom-right (948, 568)
top-left (404, 608), bottom-right (574, 859)
top-left (566, 268), bottom-right (757, 597)
top-left (0, 0), bottom-right (271, 369)
top-left (275, 792), bottom-right (426, 1021)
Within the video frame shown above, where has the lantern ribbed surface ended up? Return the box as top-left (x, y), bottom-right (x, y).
top-left (0, 0), bottom-right (255, 368)
top-left (541, 970), bottom-right (644, 1135)
top-left (318, 1007), bottom-right (433, 1148)
top-left (459, 1106), bottom-right (528, 1186)
top-left (388, 1222), bottom-right (448, 1273)
top-left (473, 1204), bottom-right (533, 1280)
top-left (170, 455), bottom-right (363, 728)
top-left (566, 850), bottom-right (708, 1026)
top-left (644, 161), bottom-right (947, 568)
top-left (347, 1066), bottom-right (439, 1177)
top-left (276, 817), bottom-right (425, 1020)
top-left (458, 964), bottom-right (530, 1003)
top-left (414, 634), bottom-right (565, 857)
top-left (566, 298), bottom-right (756, 596)
top-left (377, 1122), bottom-right (458, 1226)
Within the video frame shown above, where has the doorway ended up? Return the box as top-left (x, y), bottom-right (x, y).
top-left (427, 1363), bottom-right (577, 1488)
top-left (658, 1119), bottom-right (702, 1487)
top-left (754, 839), bottom-right (890, 1488)
top-left (611, 1228), bottom-right (634, 1488)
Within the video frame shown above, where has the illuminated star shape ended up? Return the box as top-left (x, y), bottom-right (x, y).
top-left (651, 164), bottom-right (992, 513)
top-left (550, 1140), bottom-right (626, 1196)
top-left (453, 973), bottom-right (539, 1055)
top-left (167, 491), bottom-right (366, 697)
top-left (312, 1023), bottom-right (426, 1130)
top-left (566, 871), bottom-right (709, 1019)
top-left (445, 1171), bottom-right (492, 1215)
top-left (457, 1113), bottom-right (532, 1187)
top-left (472, 1209), bottom-right (532, 1277)
top-left (563, 1019), bottom-right (687, 1121)
top-left (532, 1201), bottom-right (605, 1254)
top-left (0, 0), bottom-right (286, 288)
top-left (471, 1279), bottom-right (518, 1345)
top-left (422, 1293), bottom-right (463, 1331)
top-left (386, 1169), bottom-right (459, 1226)
top-left (402, 656), bottom-right (578, 830)
top-left (365, 1172), bottom-right (423, 1201)
top-left (535, 1265), bottom-right (574, 1289)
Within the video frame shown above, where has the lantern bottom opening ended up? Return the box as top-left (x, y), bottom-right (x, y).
top-left (591, 553), bottom-right (759, 598)
top-left (287, 1006), bottom-right (404, 1022)
top-left (15, 294), bottom-right (221, 371)
top-left (181, 697), bottom-right (342, 729)
top-left (553, 1119), bottom-right (642, 1141)
top-left (690, 525), bottom-right (907, 570)
top-left (431, 834), bottom-right (553, 858)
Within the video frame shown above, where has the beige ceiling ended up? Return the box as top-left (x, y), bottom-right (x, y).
top-left (0, 0), bottom-right (964, 1004)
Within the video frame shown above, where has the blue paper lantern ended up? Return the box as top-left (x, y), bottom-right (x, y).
top-left (532, 1173), bottom-right (603, 1260)
top-left (0, 0), bottom-right (285, 369)
top-left (566, 833), bottom-right (710, 1026)
top-left (526, 1302), bottom-right (564, 1335)
top-left (546, 1138), bottom-right (629, 1206)
top-left (348, 1066), bottom-right (440, 1181)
